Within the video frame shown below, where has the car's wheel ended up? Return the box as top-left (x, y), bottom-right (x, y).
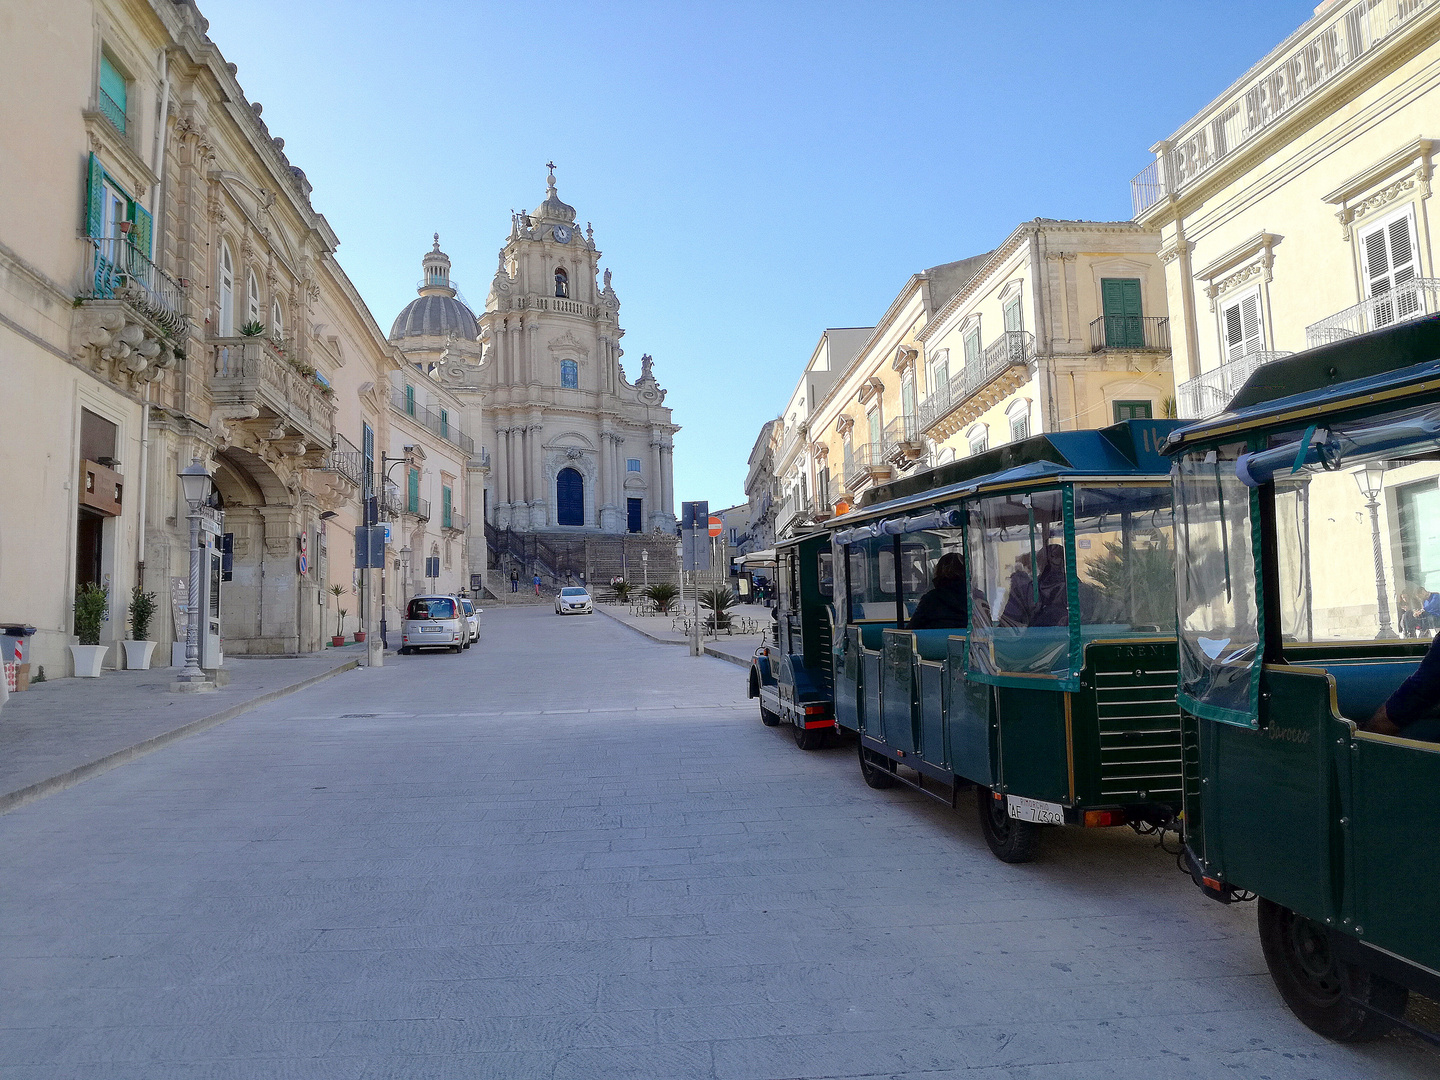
top-left (1257, 898), bottom-right (1406, 1041)
top-left (976, 787), bottom-right (1041, 863)
top-left (858, 743), bottom-right (897, 789)
top-left (793, 722), bottom-right (827, 751)
top-left (451, 644), bottom-right (462, 654)
top-left (760, 703), bottom-right (781, 727)
top-left (398, 646), bottom-right (410, 656)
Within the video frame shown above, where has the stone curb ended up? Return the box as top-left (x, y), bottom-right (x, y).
top-left (594, 607), bottom-right (755, 669)
top-left (0, 658), bottom-right (360, 816)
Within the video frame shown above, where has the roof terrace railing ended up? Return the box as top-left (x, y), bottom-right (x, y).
top-left (1131, 0), bottom-right (1438, 217)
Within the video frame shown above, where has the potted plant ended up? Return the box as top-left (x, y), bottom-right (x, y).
top-left (699, 585), bottom-right (736, 634)
top-left (330, 583), bottom-right (347, 647)
top-left (122, 584), bottom-right (158, 670)
top-left (643, 581), bottom-right (679, 615)
top-left (71, 583), bottom-right (110, 677)
top-left (239, 320), bottom-right (265, 337)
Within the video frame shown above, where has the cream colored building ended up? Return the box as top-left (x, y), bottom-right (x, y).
top-left (918, 219), bottom-right (1174, 464)
top-left (1133, 0), bottom-right (1440, 637)
top-left (0, 0), bottom-right (471, 674)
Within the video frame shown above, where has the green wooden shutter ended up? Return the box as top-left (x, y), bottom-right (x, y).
top-left (130, 203), bottom-right (152, 258)
top-left (1101, 279), bottom-right (1143, 347)
top-left (85, 153), bottom-right (104, 238)
top-left (442, 486), bottom-right (452, 528)
top-left (408, 467), bottom-right (420, 513)
top-left (404, 384), bottom-right (415, 416)
top-left (440, 408), bottom-right (449, 438)
top-left (99, 55), bottom-right (127, 132)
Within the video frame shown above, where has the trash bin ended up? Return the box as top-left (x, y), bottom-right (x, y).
top-left (1, 625), bottom-right (36, 665)
top-left (1, 625), bottom-right (36, 691)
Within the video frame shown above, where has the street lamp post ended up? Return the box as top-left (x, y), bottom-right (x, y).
top-left (641, 548), bottom-right (648, 588)
top-left (174, 458), bottom-right (215, 692)
top-left (1355, 462), bottom-right (1395, 638)
top-left (376, 447), bottom-right (416, 650)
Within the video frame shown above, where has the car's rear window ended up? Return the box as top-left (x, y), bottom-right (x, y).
top-left (561, 588), bottom-right (588, 596)
top-left (407, 598), bottom-right (456, 620)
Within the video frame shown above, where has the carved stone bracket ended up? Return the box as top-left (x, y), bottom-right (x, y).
top-left (72, 301), bottom-right (183, 388)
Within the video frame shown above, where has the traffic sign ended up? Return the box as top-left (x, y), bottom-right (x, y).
top-left (708, 516), bottom-right (722, 537)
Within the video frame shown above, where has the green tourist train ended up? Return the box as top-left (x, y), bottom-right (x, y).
top-left (749, 314), bottom-right (1440, 1041)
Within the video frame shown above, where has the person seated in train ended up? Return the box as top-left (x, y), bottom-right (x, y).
top-left (1031, 544), bottom-right (1069, 627)
top-left (908, 553), bottom-right (968, 630)
top-left (1366, 632), bottom-right (1440, 742)
top-left (999, 552), bottom-right (1035, 627)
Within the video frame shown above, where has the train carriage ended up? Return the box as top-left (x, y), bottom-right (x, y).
top-left (1166, 315), bottom-right (1440, 1041)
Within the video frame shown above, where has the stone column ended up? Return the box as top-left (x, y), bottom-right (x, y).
top-left (494, 427), bottom-right (509, 513)
top-left (509, 320), bottom-right (522, 385)
top-left (598, 426), bottom-right (612, 531)
top-left (525, 320), bottom-right (538, 385)
top-left (530, 422), bottom-right (546, 527)
top-left (649, 436), bottom-right (663, 529)
top-left (660, 442), bottom-right (674, 522)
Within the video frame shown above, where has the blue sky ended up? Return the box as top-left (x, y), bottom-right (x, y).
top-left (203, 0), bottom-right (1316, 509)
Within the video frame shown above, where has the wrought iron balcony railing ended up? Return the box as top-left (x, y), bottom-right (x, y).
top-left (97, 87), bottom-right (126, 135)
top-left (444, 511), bottom-right (468, 532)
top-left (1177, 350), bottom-right (1294, 419)
top-left (918, 331), bottom-right (1034, 433)
top-left (842, 442), bottom-right (892, 491)
top-left (1304, 279), bottom-right (1440, 347)
top-left (1131, 0), bottom-right (1438, 217)
top-left (78, 237), bottom-right (186, 328)
top-left (323, 433), bottom-right (363, 487)
top-left (389, 384), bottom-right (475, 454)
top-left (1089, 315), bottom-right (1171, 352)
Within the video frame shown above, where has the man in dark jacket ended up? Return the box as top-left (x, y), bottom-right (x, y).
top-left (1367, 632), bottom-right (1440, 742)
top-left (908, 554), bottom-right (968, 630)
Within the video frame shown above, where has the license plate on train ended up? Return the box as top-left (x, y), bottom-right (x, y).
top-left (1007, 795), bottom-right (1064, 825)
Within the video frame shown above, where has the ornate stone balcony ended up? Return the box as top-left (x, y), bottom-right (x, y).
top-left (209, 336), bottom-right (335, 456)
top-left (72, 237), bottom-right (187, 388)
top-left (919, 331), bottom-right (1034, 439)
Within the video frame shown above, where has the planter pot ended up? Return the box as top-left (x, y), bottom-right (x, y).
top-left (122, 639), bottom-right (157, 670)
top-left (69, 644), bottom-right (109, 678)
top-left (331, 636), bottom-right (346, 647)
top-left (353, 631), bottom-right (366, 643)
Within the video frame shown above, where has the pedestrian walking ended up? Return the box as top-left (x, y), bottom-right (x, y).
top-left (510, 568), bottom-right (519, 593)
top-left (533, 573), bottom-right (541, 596)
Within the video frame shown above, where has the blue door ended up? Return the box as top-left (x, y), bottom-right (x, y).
top-left (557, 468), bottom-right (584, 526)
top-left (627, 498), bottom-right (642, 533)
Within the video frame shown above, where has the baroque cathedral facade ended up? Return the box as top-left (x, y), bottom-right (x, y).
top-left (388, 167), bottom-right (679, 588)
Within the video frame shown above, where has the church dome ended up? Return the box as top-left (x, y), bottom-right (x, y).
top-left (389, 293), bottom-right (479, 341)
top-left (389, 233), bottom-right (479, 341)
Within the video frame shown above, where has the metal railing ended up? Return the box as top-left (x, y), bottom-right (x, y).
top-left (1177, 350), bottom-right (1294, 419)
top-left (389, 384), bottom-right (475, 454)
top-left (210, 336), bottom-right (334, 447)
top-left (842, 443), bottom-right (890, 491)
top-left (409, 495), bottom-right (431, 521)
top-left (1304, 279), bottom-right (1440, 347)
top-left (1131, 0), bottom-right (1438, 216)
top-left (918, 331), bottom-right (1034, 432)
top-left (1089, 315), bottom-right (1171, 352)
top-left (79, 237), bottom-right (186, 327)
top-left (323, 433), bottom-right (363, 486)
top-left (882, 415), bottom-right (919, 450)
top-left (444, 512), bottom-right (467, 532)
top-left (97, 87), bottom-right (126, 134)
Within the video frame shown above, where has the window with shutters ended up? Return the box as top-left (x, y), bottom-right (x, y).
top-left (1003, 295), bottom-right (1023, 333)
top-left (1100, 278), bottom-right (1144, 348)
top-left (842, 432), bottom-right (854, 466)
top-left (968, 425), bottom-right (989, 456)
top-left (1359, 207), bottom-right (1423, 328)
top-left (1008, 402), bottom-right (1031, 443)
top-left (439, 409), bottom-right (449, 438)
top-left (901, 372), bottom-right (916, 424)
top-left (929, 351), bottom-right (949, 398)
top-left (963, 328), bottom-right (982, 369)
top-left (98, 52), bottom-right (127, 135)
top-left (866, 406), bottom-right (880, 450)
top-left (362, 423), bottom-right (375, 497)
top-left (404, 384), bottom-right (416, 416)
top-left (442, 485), bottom-right (453, 528)
top-left (1219, 288), bottom-right (1264, 362)
top-left (408, 467), bottom-right (420, 514)
top-left (246, 271), bottom-right (261, 327)
top-left (217, 241), bottom-right (235, 336)
top-left (819, 467), bottom-right (830, 508)
top-left (626, 458), bottom-right (641, 473)
top-left (1113, 400), bottom-right (1153, 422)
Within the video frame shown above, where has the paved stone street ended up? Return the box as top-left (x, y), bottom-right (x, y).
top-left (1, 607), bottom-right (1436, 1079)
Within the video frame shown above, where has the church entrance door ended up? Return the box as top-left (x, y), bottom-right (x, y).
top-left (556, 467), bottom-right (584, 526)
top-left (627, 498), bottom-right (643, 533)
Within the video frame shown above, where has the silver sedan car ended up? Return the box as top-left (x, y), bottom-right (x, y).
top-left (554, 586), bottom-right (593, 615)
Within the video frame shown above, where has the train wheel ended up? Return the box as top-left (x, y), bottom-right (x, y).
top-left (976, 787), bottom-right (1040, 864)
top-left (858, 744), bottom-right (897, 789)
top-left (759, 704), bottom-right (781, 727)
top-left (794, 723), bottom-right (826, 751)
top-left (1257, 898), bottom-right (1406, 1042)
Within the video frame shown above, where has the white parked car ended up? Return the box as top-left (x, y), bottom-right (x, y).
top-left (555, 586), bottom-right (593, 615)
top-left (400, 595), bottom-right (465, 654)
top-left (459, 596), bottom-right (480, 646)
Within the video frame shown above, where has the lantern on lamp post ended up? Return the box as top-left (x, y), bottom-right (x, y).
top-left (174, 457), bottom-right (215, 691)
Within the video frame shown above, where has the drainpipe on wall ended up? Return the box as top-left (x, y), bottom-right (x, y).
top-left (1028, 227), bottom-right (1057, 431)
top-left (136, 387), bottom-right (150, 589)
top-left (137, 47), bottom-right (169, 591)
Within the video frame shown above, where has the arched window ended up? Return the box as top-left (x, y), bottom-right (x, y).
top-left (554, 267), bottom-right (568, 298)
top-left (246, 270), bottom-right (260, 328)
top-left (556, 467), bottom-right (583, 526)
top-left (271, 297), bottom-right (284, 340)
top-left (560, 359), bottom-right (578, 389)
top-left (217, 241), bottom-right (234, 336)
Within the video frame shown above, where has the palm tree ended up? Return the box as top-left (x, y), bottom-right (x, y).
top-left (643, 581), bottom-right (679, 615)
top-left (699, 586), bottom-right (736, 631)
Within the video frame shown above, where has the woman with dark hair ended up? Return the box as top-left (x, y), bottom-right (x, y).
top-left (908, 553), bottom-right (968, 630)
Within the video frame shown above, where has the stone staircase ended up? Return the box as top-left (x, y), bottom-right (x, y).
top-left (486, 523), bottom-right (680, 595)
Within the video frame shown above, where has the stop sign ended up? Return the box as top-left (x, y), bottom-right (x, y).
top-left (708, 516), bottom-right (723, 537)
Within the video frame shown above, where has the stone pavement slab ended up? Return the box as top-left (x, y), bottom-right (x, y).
top-left (598, 599), bottom-right (770, 667)
top-left (0, 607), bottom-right (1434, 1078)
top-left (0, 648), bottom-right (361, 813)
